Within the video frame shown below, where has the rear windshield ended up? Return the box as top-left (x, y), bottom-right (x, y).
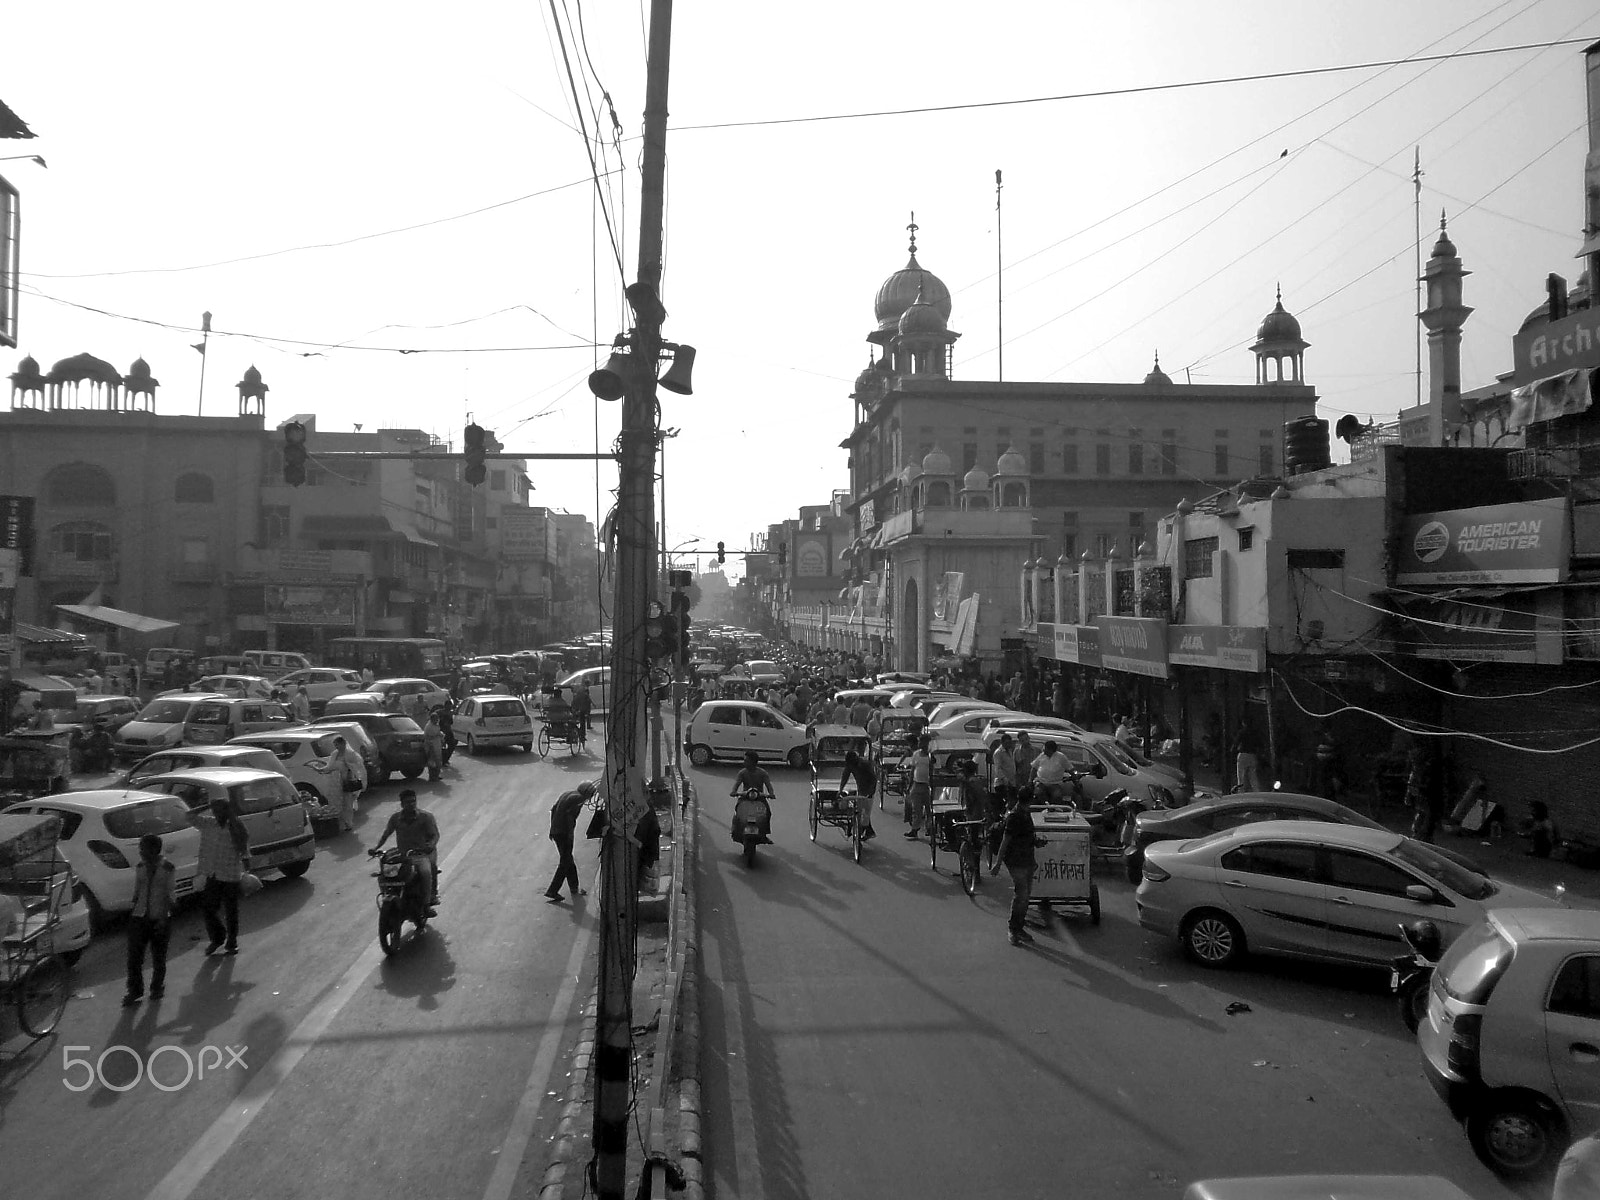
top-left (1441, 922), bottom-right (1515, 1004)
top-left (387, 716), bottom-right (423, 734)
top-left (247, 738), bottom-right (331, 760)
top-left (482, 700), bottom-right (525, 718)
top-left (229, 778), bottom-right (297, 815)
top-left (189, 703), bottom-right (232, 725)
top-left (136, 699), bottom-right (195, 723)
top-left (104, 798), bottom-right (193, 839)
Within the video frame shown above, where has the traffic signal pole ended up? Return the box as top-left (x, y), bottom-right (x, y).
top-left (594, 1), bottom-right (674, 1196)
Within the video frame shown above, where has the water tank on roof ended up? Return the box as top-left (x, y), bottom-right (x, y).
top-left (1283, 416), bottom-right (1331, 475)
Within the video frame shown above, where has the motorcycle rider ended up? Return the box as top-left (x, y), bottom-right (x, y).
top-left (372, 789), bottom-right (439, 916)
top-left (729, 750), bottom-right (774, 843)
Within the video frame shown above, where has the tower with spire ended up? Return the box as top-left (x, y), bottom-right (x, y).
top-left (1251, 286), bottom-right (1309, 385)
top-left (1419, 214), bottom-right (1472, 444)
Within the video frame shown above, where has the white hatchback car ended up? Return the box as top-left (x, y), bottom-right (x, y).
top-left (455, 695), bottom-right (535, 754)
top-left (137, 768), bottom-right (316, 879)
top-left (365, 677), bottom-right (453, 714)
top-left (228, 729), bottom-right (357, 812)
top-left (119, 745), bottom-right (287, 789)
top-left (113, 694), bottom-right (229, 761)
top-left (276, 668), bottom-right (366, 714)
top-left (1, 791), bottom-right (202, 926)
top-left (160, 673), bottom-right (275, 700)
top-left (684, 700), bottom-right (809, 769)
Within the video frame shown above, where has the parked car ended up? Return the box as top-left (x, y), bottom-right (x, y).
top-left (364, 677), bottom-right (453, 714)
top-left (1136, 822), bottom-right (1561, 970)
top-left (296, 718), bottom-right (381, 781)
top-left (113, 694), bottom-right (229, 761)
top-left (119, 745), bottom-right (287, 789)
top-left (196, 655), bottom-right (253, 676)
top-left (242, 649), bottom-right (313, 680)
top-left (0, 838), bottom-right (91, 964)
top-left (143, 646), bottom-right (195, 679)
top-left (889, 689), bottom-right (959, 711)
top-left (1418, 908), bottom-right (1600, 1180)
top-left (228, 729), bottom-right (355, 814)
top-left (684, 700), bottom-right (809, 768)
top-left (1, 791), bottom-right (201, 926)
top-left (1126, 791), bottom-right (1486, 883)
top-left (553, 666), bottom-right (611, 714)
top-left (924, 700), bottom-right (1011, 730)
top-left (159, 673), bottom-right (275, 701)
top-left (455, 695), bottom-right (535, 754)
top-left (275, 668), bottom-right (365, 714)
top-left (183, 696), bottom-right (295, 745)
top-left (307, 711), bottom-right (426, 783)
top-left (137, 767), bottom-right (316, 879)
top-left (320, 692), bottom-right (388, 718)
top-left (51, 694), bottom-right (142, 737)
top-left (977, 713), bottom-right (1086, 738)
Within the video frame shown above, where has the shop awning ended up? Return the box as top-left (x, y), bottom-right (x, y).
top-left (54, 603), bottom-right (179, 635)
top-left (13, 623), bottom-right (87, 647)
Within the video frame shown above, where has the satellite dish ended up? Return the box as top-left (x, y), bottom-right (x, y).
top-left (1335, 414), bottom-right (1369, 445)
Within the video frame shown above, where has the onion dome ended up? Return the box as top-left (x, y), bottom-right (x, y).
top-left (1519, 268), bottom-right (1590, 334)
top-left (853, 358), bottom-right (879, 393)
top-left (874, 218), bottom-right (952, 333)
top-left (1431, 222), bottom-right (1457, 261)
top-left (897, 283), bottom-right (948, 336)
top-left (1256, 287), bottom-right (1302, 342)
top-left (901, 460), bottom-right (923, 485)
top-left (8, 354), bottom-right (45, 391)
top-left (921, 445), bottom-right (952, 475)
top-left (45, 352), bottom-right (122, 385)
top-left (1144, 352), bottom-right (1172, 387)
top-left (995, 445), bottom-right (1028, 475)
top-left (962, 466), bottom-right (990, 491)
top-left (124, 357), bottom-right (159, 394)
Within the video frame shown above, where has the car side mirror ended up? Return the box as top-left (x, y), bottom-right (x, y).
top-left (1093, 762), bottom-right (1107, 779)
top-left (1404, 884), bottom-right (1436, 904)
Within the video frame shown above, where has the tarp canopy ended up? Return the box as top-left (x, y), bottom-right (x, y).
top-left (55, 603), bottom-right (179, 635)
top-left (14, 623), bottom-right (87, 647)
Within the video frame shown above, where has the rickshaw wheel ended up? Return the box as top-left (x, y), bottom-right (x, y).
top-left (959, 842), bottom-right (979, 896)
top-left (17, 955), bottom-right (69, 1039)
top-left (1089, 883), bottom-right (1101, 926)
top-left (537, 728), bottom-right (552, 757)
top-left (929, 823), bottom-right (938, 871)
top-left (808, 797), bottom-right (819, 841)
top-left (851, 821), bottom-right (862, 863)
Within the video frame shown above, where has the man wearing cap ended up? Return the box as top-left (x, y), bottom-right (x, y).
top-left (545, 780), bottom-right (593, 902)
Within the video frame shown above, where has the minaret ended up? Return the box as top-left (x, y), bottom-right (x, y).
top-left (1419, 214), bottom-right (1472, 444)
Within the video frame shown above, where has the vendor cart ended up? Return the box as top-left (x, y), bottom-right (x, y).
top-left (872, 710), bottom-right (927, 808)
top-left (0, 731), bottom-right (72, 805)
top-left (1027, 806), bottom-right (1100, 924)
top-left (807, 725), bottom-right (872, 863)
top-left (0, 813), bottom-right (75, 1038)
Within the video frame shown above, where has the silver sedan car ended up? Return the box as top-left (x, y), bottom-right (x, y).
top-left (1136, 821), bottom-right (1561, 970)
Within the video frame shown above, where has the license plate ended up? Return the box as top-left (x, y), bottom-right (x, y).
top-left (744, 824), bottom-right (760, 835)
top-left (255, 846), bottom-right (305, 868)
top-left (1389, 969), bottom-right (1400, 989)
top-left (489, 718), bottom-right (523, 730)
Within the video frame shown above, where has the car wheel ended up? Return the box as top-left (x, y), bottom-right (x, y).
top-left (466, 734), bottom-right (479, 755)
top-left (75, 885), bottom-right (107, 934)
top-left (377, 766), bottom-right (393, 785)
top-left (296, 783), bottom-right (324, 809)
top-left (1467, 1094), bottom-right (1567, 1180)
top-left (1182, 910), bottom-right (1245, 968)
top-left (787, 746), bottom-right (808, 770)
top-left (278, 859), bottom-right (311, 880)
top-left (689, 744), bottom-right (713, 768)
top-left (1124, 849), bottom-right (1144, 884)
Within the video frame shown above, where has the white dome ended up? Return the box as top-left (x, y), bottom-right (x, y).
top-left (995, 445), bottom-right (1028, 475)
top-left (922, 445), bottom-right (952, 475)
top-left (962, 466), bottom-right (990, 491)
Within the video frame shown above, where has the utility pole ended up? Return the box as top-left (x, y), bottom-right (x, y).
top-left (995, 168), bottom-right (1004, 383)
top-left (594, 0), bottom-right (673, 1195)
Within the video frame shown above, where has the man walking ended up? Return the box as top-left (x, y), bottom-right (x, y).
top-left (198, 797), bottom-right (249, 956)
top-left (289, 684), bottom-right (311, 723)
top-left (123, 834), bottom-right (177, 1006)
top-left (905, 736), bottom-right (932, 839)
top-left (545, 780), bottom-right (594, 902)
top-left (992, 789), bottom-right (1045, 946)
top-left (422, 713), bottom-right (446, 782)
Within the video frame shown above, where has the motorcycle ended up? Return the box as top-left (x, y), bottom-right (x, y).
top-left (367, 847), bottom-right (432, 955)
top-left (1392, 918), bottom-right (1442, 1032)
top-left (731, 787), bottom-right (774, 868)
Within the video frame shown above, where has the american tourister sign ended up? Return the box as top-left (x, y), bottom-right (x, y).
top-left (1395, 498), bottom-right (1569, 586)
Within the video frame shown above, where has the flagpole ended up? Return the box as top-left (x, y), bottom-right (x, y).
top-left (195, 310), bottom-right (212, 416)
top-left (995, 169), bottom-right (1004, 383)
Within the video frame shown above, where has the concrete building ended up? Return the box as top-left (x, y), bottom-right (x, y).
top-left (548, 512), bottom-right (600, 639)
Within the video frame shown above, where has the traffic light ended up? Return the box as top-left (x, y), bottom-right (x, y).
top-left (716, 541), bottom-right (726, 564)
top-left (464, 422), bottom-right (487, 487)
top-left (644, 602), bottom-right (679, 660)
top-left (670, 590), bottom-right (691, 664)
top-left (283, 421), bottom-right (307, 486)
top-left (777, 543), bottom-right (788, 568)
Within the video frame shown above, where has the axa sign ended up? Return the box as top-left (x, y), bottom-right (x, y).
top-left (1396, 497), bottom-right (1569, 586)
top-left (1169, 624), bottom-right (1267, 673)
top-left (1093, 615), bottom-right (1168, 679)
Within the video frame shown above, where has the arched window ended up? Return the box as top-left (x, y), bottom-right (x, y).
top-left (175, 473), bottom-right (215, 503)
top-left (50, 521), bottom-right (114, 562)
top-left (43, 463), bottom-right (116, 507)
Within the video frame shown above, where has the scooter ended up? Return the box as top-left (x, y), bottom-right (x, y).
top-left (367, 847), bottom-right (432, 956)
top-left (732, 787), bottom-right (774, 868)
top-left (1391, 918), bottom-right (1442, 1032)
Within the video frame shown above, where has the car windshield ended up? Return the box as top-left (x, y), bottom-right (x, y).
top-left (387, 716), bottom-right (423, 734)
top-left (103, 798), bottom-right (193, 839)
top-left (136, 699), bottom-right (193, 723)
top-left (1093, 741), bottom-right (1139, 775)
top-left (1391, 837), bottom-right (1495, 900)
top-left (482, 700), bottom-right (525, 718)
top-left (748, 661), bottom-right (778, 674)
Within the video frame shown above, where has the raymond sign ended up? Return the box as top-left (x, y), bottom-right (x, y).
top-left (1093, 615), bottom-right (1168, 678)
top-left (1169, 624), bottom-right (1267, 673)
top-left (264, 584), bottom-right (357, 626)
top-left (1396, 498), bottom-right (1569, 586)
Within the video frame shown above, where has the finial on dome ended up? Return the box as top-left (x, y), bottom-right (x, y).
top-left (1440, 209), bottom-right (1447, 231)
top-left (907, 211), bottom-right (918, 258)
top-left (1275, 282), bottom-right (1282, 306)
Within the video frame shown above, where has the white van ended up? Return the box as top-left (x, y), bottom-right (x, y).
top-left (242, 650), bottom-right (313, 680)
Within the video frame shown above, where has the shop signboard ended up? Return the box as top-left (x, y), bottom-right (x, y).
top-left (276, 549), bottom-right (333, 575)
top-left (1168, 624), bottom-right (1267, 673)
top-left (264, 584), bottom-right (358, 626)
top-left (1037, 621), bottom-right (1102, 667)
top-left (1094, 615), bottom-right (1168, 678)
top-left (1395, 498), bottom-right (1569, 586)
top-left (1398, 594), bottom-right (1553, 664)
top-left (1512, 307), bottom-right (1600, 383)
top-left (0, 495), bottom-right (34, 576)
top-left (499, 509), bottom-right (547, 562)
top-left (795, 538), bottom-right (829, 578)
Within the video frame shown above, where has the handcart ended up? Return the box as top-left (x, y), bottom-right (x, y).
top-left (872, 711), bottom-right (927, 808)
top-left (807, 725), bottom-right (872, 863)
top-left (1027, 805), bottom-right (1100, 924)
top-left (0, 731), bottom-right (72, 805)
top-left (0, 813), bottom-right (76, 1039)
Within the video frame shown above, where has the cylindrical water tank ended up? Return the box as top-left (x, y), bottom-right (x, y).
top-left (1283, 416), bottom-right (1330, 475)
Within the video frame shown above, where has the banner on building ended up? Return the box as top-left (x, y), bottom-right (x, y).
top-left (1393, 591), bottom-right (1558, 664)
top-left (952, 594), bottom-right (981, 657)
top-left (1094, 615), bottom-right (1169, 678)
top-left (1396, 498), bottom-right (1569, 586)
top-left (1168, 624), bottom-right (1267, 673)
top-left (1037, 621), bottom-right (1101, 668)
top-left (276, 549), bottom-right (333, 575)
top-left (795, 538), bottom-right (829, 577)
top-left (1512, 307), bottom-right (1600, 384)
top-left (264, 584), bottom-right (358, 626)
top-left (500, 509), bottom-right (547, 562)
top-left (0, 495), bottom-right (34, 577)
top-left (933, 571), bottom-right (965, 622)
top-left (1508, 368), bottom-right (1593, 431)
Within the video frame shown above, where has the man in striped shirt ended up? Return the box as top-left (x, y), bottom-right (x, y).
top-left (197, 798), bottom-right (249, 956)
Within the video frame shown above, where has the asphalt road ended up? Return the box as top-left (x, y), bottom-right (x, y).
top-left (690, 759), bottom-right (1528, 1200)
top-left (0, 743), bottom-right (605, 1200)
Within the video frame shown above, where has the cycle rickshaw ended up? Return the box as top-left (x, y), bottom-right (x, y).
top-left (536, 686), bottom-right (588, 757)
top-left (0, 813), bottom-right (77, 1039)
top-left (926, 737), bottom-right (993, 893)
top-left (807, 725), bottom-right (872, 863)
top-left (871, 710), bottom-right (926, 808)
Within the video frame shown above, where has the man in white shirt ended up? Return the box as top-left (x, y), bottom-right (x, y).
top-left (1032, 740), bottom-right (1070, 804)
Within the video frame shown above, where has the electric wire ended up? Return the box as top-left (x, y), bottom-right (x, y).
top-left (546, 0), bottom-right (627, 288)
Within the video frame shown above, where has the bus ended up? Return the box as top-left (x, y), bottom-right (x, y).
top-left (326, 637), bottom-right (450, 684)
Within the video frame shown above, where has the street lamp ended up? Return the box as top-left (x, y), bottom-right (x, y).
top-left (0, 156), bottom-right (45, 168)
top-left (664, 537), bottom-right (699, 574)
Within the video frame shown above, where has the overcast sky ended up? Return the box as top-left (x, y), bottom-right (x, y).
top-left (4, 1), bottom-right (1595, 582)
